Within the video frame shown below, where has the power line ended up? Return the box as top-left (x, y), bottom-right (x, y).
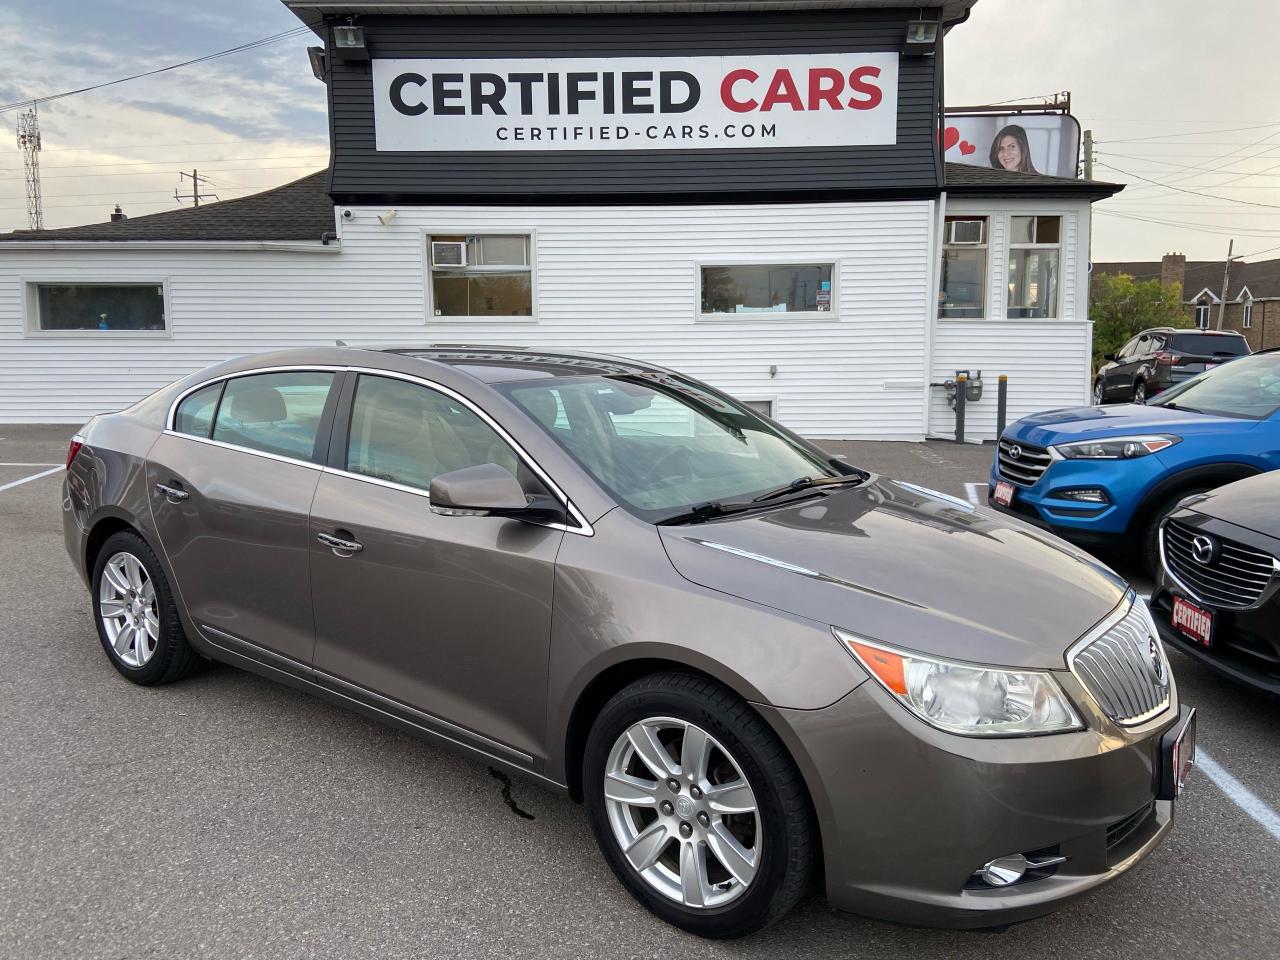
top-left (0, 27), bottom-right (311, 114)
top-left (1095, 209), bottom-right (1280, 237)
top-left (1097, 161), bottom-right (1280, 209)
top-left (1096, 121), bottom-right (1280, 144)
top-left (1097, 152), bottom-right (1280, 178)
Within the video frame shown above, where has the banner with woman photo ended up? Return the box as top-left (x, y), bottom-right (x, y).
top-left (942, 112), bottom-right (1081, 178)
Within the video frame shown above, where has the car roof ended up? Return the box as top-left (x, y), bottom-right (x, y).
top-left (1140, 327), bottom-right (1245, 336)
top-left (379, 345), bottom-right (676, 383)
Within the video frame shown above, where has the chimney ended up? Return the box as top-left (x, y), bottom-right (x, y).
top-left (110, 204), bottom-right (127, 222)
top-left (1160, 252), bottom-right (1186, 291)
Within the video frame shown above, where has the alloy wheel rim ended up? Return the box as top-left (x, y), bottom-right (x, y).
top-left (1093, 382), bottom-right (1103, 404)
top-left (98, 551), bottom-right (159, 668)
top-left (603, 717), bottom-right (761, 909)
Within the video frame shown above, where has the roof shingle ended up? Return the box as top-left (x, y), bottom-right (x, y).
top-left (0, 171), bottom-right (332, 243)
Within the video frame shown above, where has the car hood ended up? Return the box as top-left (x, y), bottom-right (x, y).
top-left (1008, 403), bottom-right (1255, 444)
top-left (658, 478), bottom-right (1128, 670)
top-left (1183, 470), bottom-right (1280, 539)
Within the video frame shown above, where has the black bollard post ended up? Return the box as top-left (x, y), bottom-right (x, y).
top-left (996, 374), bottom-right (1008, 440)
top-left (955, 374), bottom-right (967, 444)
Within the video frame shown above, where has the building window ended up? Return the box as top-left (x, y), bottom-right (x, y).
top-left (28, 282), bottom-right (166, 333)
top-left (428, 234), bottom-right (533, 318)
top-left (938, 217), bottom-right (987, 318)
top-left (1006, 216), bottom-right (1060, 319)
top-left (1195, 303), bottom-right (1211, 329)
top-left (1243, 297), bottom-right (1253, 329)
top-left (700, 264), bottom-right (834, 317)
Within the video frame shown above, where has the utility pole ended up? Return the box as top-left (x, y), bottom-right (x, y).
top-left (16, 104), bottom-right (44, 231)
top-left (1216, 238), bottom-right (1234, 330)
top-left (1083, 129), bottom-right (1094, 180)
top-left (174, 169), bottom-right (217, 207)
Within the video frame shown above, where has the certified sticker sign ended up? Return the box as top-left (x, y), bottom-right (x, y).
top-left (372, 53), bottom-right (899, 152)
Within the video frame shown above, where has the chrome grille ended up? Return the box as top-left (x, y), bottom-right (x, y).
top-left (1069, 596), bottom-right (1171, 726)
top-left (1162, 520), bottom-right (1277, 611)
top-left (997, 438), bottom-right (1053, 486)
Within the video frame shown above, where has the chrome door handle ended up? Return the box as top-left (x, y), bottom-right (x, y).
top-left (317, 531), bottom-right (363, 555)
top-left (154, 482), bottom-right (189, 503)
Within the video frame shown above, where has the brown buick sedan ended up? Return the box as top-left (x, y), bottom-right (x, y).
top-left (63, 346), bottom-right (1194, 937)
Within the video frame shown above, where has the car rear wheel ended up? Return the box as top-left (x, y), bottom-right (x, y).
top-left (1093, 379), bottom-right (1104, 405)
top-left (583, 672), bottom-right (813, 938)
top-left (91, 531), bottom-right (203, 685)
top-left (1133, 380), bottom-right (1148, 404)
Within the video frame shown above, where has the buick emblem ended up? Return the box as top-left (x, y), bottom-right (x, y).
top-left (1190, 534), bottom-right (1217, 565)
top-left (1008, 445), bottom-right (1023, 460)
top-left (676, 796), bottom-right (695, 819)
top-left (1148, 637), bottom-right (1168, 685)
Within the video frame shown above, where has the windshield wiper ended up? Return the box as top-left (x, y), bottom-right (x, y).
top-left (657, 475), bottom-right (866, 526)
top-left (749, 474), bottom-right (866, 503)
top-left (1161, 402), bottom-right (1204, 414)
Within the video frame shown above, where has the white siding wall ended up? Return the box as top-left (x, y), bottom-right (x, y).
top-left (928, 197), bottom-right (1094, 441)
top-left (0, 200), bottom-right (935, 437)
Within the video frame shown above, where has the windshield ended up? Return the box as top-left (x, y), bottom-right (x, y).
top-left (1169, 332), bottom-right (1249, 357)
top-left (1149, 351), bottom-right (1280, 419)
top-left (496, 373), bottom-right (841, 521)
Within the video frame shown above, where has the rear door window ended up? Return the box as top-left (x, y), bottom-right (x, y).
top-left (211, 371), bottom-right (336, 461)
top-left (1170, 333), bottom-right (1250, 357)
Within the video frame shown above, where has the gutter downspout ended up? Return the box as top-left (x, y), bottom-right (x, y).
top-left (922, 190), bottom-right (947, 439)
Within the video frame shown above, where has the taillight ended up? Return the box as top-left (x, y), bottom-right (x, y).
top-left (1155, 351), bottom-right (1181, 366)
top-left (66, 435), bottom-right (85, 469)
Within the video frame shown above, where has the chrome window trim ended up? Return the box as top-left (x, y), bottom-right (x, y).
top-left (163, 363), bottom-right (594, 537)
top-left (1065, 590), bottom-right (1173, 728)
top-left (1158, 518), bottom-right (1279, 612)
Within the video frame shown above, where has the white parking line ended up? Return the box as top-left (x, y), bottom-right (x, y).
top-left (1197, 749), bottom-right (1280, 842)
top-left (1, 462), bottom-right (62, 467)
top-left (964, 482), bottom-right (987, 506)
top-left (0, 466), bottom-right (62, 493)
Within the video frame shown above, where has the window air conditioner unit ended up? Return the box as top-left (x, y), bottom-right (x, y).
top-left (946, 220), bottom-right (985, 245)
top-left (431, 241), bottom-right (467, 267)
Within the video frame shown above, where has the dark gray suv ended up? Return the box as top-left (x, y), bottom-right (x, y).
top-left (63, 346), bottom-right (1194, 937)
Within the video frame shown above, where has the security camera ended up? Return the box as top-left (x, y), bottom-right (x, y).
top-left (342, 208), bottom-right (354, 220)
top-left (378, 209), bottom-right (398, 226)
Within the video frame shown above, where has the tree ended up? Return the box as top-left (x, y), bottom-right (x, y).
top-left (1089, 273), bottom-right (1191, 371)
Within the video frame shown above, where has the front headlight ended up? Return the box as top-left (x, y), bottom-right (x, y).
top-left (834, 629), bottom-right (1083, 737)
top-left (1053, 435), bottom-right (1180, 460)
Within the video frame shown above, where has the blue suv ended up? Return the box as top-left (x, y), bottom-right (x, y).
top-left (990, 349), bottom-right (1280, 568)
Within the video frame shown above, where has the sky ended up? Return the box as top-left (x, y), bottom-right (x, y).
top-left (2, 0), bottom-right (1278, 264)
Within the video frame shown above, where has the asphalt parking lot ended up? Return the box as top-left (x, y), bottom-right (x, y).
top-left (2, 424), bottom-right (1278, 959)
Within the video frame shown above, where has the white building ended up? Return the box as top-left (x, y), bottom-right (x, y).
top-left (0, 0), bottom-right (1119, 440)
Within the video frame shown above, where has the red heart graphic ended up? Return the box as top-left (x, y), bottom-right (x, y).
top-left (959, 140), bottom-right (976, 156)
top-left (943, 126), bottom-right (960, 151)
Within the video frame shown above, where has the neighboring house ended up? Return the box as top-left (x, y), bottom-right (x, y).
top-left (1093, 254), bottom-right (1280, 352)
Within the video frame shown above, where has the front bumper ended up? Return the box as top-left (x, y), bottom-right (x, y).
top-left (761, 676), bottom-right (1183, 928)
top-left (987, 451), bottom-right (1168, 540)
top-left (1152, 587), bottom-right (1280, 697)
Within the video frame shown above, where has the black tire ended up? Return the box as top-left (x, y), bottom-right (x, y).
top-left (1138, 488), bottom-right (1210, 576)
top-left (90, 530), bottom-right (203, 685)
top-left (1133, 380), bottom-right (1148, 404)
top-left (1092, 379), bottom-right (1105, 405)
top-left (583, 671), bottom-right (814, 939)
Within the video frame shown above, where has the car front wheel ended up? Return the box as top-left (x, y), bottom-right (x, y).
top-left (1133, 381), bottom-right (1148, 403)
top-left (583, 672), bottom-right (813, 938)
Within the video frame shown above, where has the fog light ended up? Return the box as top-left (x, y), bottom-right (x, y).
top-left (980, 853), bottom-right (1028, 887)
top-left (1059, 488), bottom-right (1109, 504)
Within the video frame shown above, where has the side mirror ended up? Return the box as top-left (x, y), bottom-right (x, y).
top-left (429, 463), bottom-right (566, 524)
top-left (1103, 353), bottom-right (1117, 362)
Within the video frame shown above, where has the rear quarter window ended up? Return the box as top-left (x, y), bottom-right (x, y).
top-left (173, 382), bottom-right (223, 438)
